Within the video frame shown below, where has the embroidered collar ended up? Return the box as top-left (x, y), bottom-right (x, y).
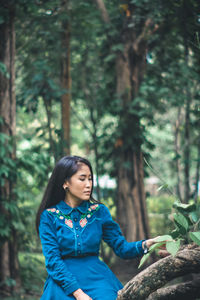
top-left (56, 200), bottom-right (89, 215)
top-left (47, 201), bottom-right (100, 229)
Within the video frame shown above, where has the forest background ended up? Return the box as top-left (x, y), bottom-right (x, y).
top-left (0, 0), bottom-right (200, 299)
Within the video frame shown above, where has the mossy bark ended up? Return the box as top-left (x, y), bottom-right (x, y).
top-left (0, 1), bottom-right (20, 295)
top-left (117, 246), bottom-right (200, 300)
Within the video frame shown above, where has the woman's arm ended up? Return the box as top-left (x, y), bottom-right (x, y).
top-left (101, 205), bottom-right (150, 259)
top-left (39, 210), bottom-right (80, 296)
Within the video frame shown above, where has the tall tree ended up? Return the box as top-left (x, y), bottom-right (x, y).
top-left (0, 1), bottom-right (20, 294)
top-left (93, 0), bottom-right (199, 241)
top-left (60, 0), bottom-right (71, 155)
top-left (94, 0), bottom-right (161, 241)
top-left (181, 0), bottom-right (191, 203)
top-left (15, 0), bottom-right (70, 161)
top-left (174, 107), bottom-right (183, 201)
top-left (146, 0), bottom-right (200, 202)
top-left (114, 12), bottom-right (154, 241)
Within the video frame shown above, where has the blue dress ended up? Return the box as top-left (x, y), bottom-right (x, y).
top-left (39, 200), bottom-right (145, 300)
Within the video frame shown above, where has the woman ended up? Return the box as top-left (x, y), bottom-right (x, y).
top-left (36, 155), bottom-right (158, 300)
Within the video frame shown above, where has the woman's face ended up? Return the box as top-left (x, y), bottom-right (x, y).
top-left (64, 163), bottom-right (93, 204)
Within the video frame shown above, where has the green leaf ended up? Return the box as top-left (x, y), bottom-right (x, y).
top-left (0, 16), bottom-right (5, 25)
top-left (189, 232), bottom-right (200, 246)
top-left (149, 241), bottom-right (166, 252)
top-left (104, 54), bottom-right (116, 63)
top-left (0, 226), bottom-right (10, 238)
top-left (4, 278), bottom-right (16, 287)
top-left (138, 241), bottom-right (166, 268)
top-left (138, 252), bottom-right (151, 268)
top-left (157, 184), bottom-right (169, 191)
top-left (173, 202), bottom-right (196, 213)
top-left (12, 221), bottom-right (25, 231)
top-left (154, 235), bottom-right (173, 242)
top-left (174, 213), bottom-right (189, 233)
top-left (166, 239), bottom-right (181, 256)
top-left (171, 229), bottom-right (180, 239)
top-left (0, 62), bottom-right (10, 78)
top-left (189, 211), bottom-right (199, 223)
top-left (111, 44), bottom-right (124, 52)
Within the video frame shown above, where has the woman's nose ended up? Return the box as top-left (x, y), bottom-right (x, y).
top-left (86, 180), bottom-right (91, 187)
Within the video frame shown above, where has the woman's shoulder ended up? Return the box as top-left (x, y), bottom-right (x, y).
top-left (39, 206), bottom-right (58, 233)
top-left (88, 202), bottom-right (101, 209)
top-left (40, 204), bottom-right (59, 221)
top-left (88, 202), bottom-right (110, 216)
top-left (88, 201), bottom-right (107, 209)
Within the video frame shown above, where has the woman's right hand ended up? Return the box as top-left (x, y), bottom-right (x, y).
top-left (73, 288), bottom-right (93, 300)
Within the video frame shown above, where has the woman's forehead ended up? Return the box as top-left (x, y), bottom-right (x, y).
top-left (76, 163), bottom-right (91, 174)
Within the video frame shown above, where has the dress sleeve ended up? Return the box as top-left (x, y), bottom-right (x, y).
top-left (39, 210), bottom-right (80, 295)
top-left (101, 205), bottom-right (145, 259)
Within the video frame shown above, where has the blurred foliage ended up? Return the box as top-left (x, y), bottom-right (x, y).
top-left (13, 0), bottom-right (200, 190)
top-left (1, 253), bottom-right (45, 300)
top-left (147, 196), bottom-right (175, 237)
top-left (19, 252), bottom-right (46, 295)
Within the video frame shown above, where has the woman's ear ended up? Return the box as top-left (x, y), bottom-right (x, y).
top-left (63, 181), bottom-right (68, 190)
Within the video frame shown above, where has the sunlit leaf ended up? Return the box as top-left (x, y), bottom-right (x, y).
top-left (138, 242), bottom-right (167, 268)
top-left (166, 239), bottom-right (181, 256)
top-left (138, 252), bottom-right (150, 268)
top-left (149, 242), bottom-right (166, 252)
top-left (157, 184), bottom-right (168, 191)
top-left (189, 232), bottom-right (200, 246)
top-left (173, 202), bottom-right (196, 213)
top-left (154, 235), bottom-right (173, 242)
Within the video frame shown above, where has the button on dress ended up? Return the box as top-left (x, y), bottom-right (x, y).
top-left (39, 200), bottom-right (145, 300)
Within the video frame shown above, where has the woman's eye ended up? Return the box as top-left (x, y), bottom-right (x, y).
top-left (79, 177), bottom-right (92, 181)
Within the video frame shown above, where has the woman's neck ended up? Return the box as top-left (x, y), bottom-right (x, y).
top-left (64, 195), bottom-right (83, 208)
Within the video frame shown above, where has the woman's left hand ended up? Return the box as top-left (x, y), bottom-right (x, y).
top-left (143, 236), bottom-right (170, 257)
top-left (144, 236), bottom-right (161, 249)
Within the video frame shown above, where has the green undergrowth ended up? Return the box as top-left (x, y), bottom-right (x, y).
top-left (1, 252), bottom-right (46, 300)
top-left (141, 196), bottom-right (200, 268)
top-left (147, 196), bottom-right (175, 236)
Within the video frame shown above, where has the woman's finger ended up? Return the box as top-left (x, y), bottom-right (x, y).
top-left (158, 249), bottom-right (170, 257)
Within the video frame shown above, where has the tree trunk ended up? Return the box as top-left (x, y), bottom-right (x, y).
top-left (94, 1), bottom-right (154, 244)
top-left (43, 95), bottom-right (57, 161)
top-left (90, 105), bottom-right (101, 201)
top-left (117, 151), bottom-right (149, 241)
top-left (182, 0), bottom-right (191, 203)
top-left (115, 14), bottom-right (151, 242)
top-left (174, 107), bottom-right (183, 201)
top-left (0, 2), bottom-right (20, 294)
top-left (94, 0), bottom-right (110, 24)
top-left (117, 245), bottom-right (200, 300)
top-left (194, 120), bottom-right (200, 202)
top-left (184, 91), bottom-right (190, 203)
top-left (61, 0), bottom-right (71, 155)
top-left (147, 276), bottom-right (200, 300)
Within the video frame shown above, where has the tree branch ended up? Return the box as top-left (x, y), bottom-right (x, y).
top-left (93, 0), bottom-right (110, 24)
top-left (147, 276), bottom-right (200, 300)
top-left (133, 18), bottom-right (159, 53)
top-left (117, 246), bottom-right (200, 300)
top-left (71, 106), bottom-right (93, 136)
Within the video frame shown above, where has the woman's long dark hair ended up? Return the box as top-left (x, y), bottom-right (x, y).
top-left (36, 155), bottom-right (97, 233)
